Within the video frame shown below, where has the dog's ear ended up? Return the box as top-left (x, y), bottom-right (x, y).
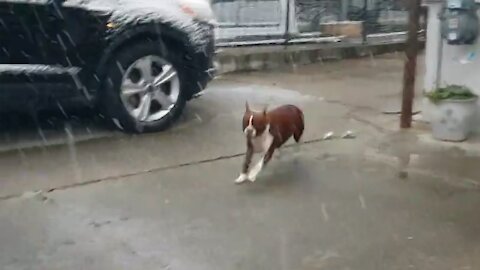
top-left (245, 101), bottom-right (251, 113)
top-left (262, 105), bottom-right (268, 116)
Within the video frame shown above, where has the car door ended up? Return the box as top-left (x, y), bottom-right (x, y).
top-left (28, 0), bottom-right (92, 68)
top-left (0, 0), bottom-right (93, 67)
top-left (0, 0), bottom-right (45, 64)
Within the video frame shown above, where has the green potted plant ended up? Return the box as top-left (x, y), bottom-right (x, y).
top-left (425, 85), bottom-right (478, 141)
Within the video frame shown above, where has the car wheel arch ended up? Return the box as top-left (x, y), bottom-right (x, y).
top-left (88, 24), bottom-right (192, 99)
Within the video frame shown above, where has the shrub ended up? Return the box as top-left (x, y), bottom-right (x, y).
top-left (425, 85), bottom-right (477, 103)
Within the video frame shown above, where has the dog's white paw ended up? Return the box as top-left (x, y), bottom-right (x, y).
top-left (235, 174), bottom-right (248, 184)
top-left (247, 165), bottom-right (261, 182)
top-left (246, 158), bottom-right (264, 183)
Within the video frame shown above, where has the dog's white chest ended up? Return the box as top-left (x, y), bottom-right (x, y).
top-left (249, 130), bottom-right (274, 153)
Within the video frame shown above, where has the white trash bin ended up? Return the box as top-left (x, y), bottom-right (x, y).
top-left (430, 97), bottom-right (478, 142)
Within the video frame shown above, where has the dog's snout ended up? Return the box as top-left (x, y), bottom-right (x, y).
top-left (244, 127), bottom-right (256, 137)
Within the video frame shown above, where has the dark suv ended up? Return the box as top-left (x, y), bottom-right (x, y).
top-left (0, 0), bottom-right (216, 133)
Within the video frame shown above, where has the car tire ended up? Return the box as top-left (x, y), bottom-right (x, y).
top-left (100, 39), bottom-right (187, 133)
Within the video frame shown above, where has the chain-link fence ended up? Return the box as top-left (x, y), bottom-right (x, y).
top-left (212, 0), bottom-right (426, 46)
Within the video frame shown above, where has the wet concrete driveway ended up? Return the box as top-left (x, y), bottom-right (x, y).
top-left (1, 55), bottom-right (480, 270)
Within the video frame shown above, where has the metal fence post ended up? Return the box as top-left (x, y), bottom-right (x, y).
top-left (284, 0), bottom-right (291, 44)
top-left (362, 0), bottom-right (368, 43)
top-left (341, 0), bottom-right (349, 21)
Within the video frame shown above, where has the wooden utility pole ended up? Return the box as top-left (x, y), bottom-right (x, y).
top-left (400, 0), bottom-right (422, 128)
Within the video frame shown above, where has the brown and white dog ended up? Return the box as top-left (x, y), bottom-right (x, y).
top-left (235, 102), bottom-right (304, 184)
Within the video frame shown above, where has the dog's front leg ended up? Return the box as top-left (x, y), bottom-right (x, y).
top-left (235, 145), bottom-right (253, 184)
top-left (248, 146), bottom-right (275, 182)
top-left (263, 145), bottom-right (276, 165)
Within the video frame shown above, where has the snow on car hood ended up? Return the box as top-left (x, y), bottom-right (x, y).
top-left (64, 0), bottom-right (214, 48)
top-left (2, 0), bottom-right (214, 49)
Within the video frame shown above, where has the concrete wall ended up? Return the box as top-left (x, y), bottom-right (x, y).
top-left (423, 1), bottom-right (480, 131)
top-left (215, 41), bottom-right (410, 75)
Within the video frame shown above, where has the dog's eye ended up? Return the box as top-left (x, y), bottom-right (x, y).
top-left (252, 119), bottom-right (265, 129)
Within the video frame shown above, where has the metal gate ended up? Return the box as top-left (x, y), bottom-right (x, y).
top-left (213, 0), bottom-right (424, 47)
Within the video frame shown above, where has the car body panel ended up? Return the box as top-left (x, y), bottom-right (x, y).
top-left (0, 0), bottom-right (216, 110)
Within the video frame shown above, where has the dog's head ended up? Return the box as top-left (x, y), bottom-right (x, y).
top-left (242, 102), bottom-right (269, 137)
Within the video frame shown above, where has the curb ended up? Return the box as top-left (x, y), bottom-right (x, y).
top-left (214, 40), bottom-right (425, 75)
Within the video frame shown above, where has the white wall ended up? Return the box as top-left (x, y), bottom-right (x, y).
top-left (424, 1), bottom-right (480, 131)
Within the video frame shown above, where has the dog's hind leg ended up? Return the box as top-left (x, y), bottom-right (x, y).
top-left (292, 122), bottom-right (304, 157)
top-left (293, 119), bottom-right (304, 143)
top-left (293, 108), bottom-right (304, 143)
top-left (293, 129), bottom-right (303, 143)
